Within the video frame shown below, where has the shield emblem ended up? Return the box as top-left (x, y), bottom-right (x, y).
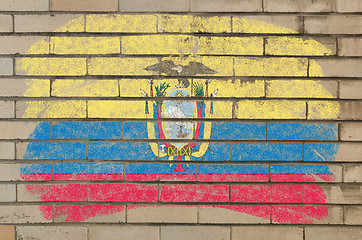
top-left (142, 61), bottom-right (218, 170)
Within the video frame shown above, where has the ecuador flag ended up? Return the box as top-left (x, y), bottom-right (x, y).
top-left (17, 14), bottom-right (340, 224)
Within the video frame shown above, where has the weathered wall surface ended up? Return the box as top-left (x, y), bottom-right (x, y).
top-left (0, 0), bottom-right (361, 239)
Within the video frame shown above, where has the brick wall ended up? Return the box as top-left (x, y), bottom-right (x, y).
top-left (0, 0), bottom-right (361, 240)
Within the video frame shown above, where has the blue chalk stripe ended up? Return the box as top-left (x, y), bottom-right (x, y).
top-left (54, 162), bottom-right (124, 174)
top-left (304, 144), bottom-right (339, 161)
top-left (211, 122), bottom-right (266, 140)
top-left (23, 142), bottom-right (86, 160)
top-left (271, 164), bottom-right (332, 174)
top-left (88, 142), bottom-right (156, 160)
top-left (268, 123), bottom-right (338, 141)
top-left (52, 121), bottom-right (123, 139)
top-left (231, 143), bottom-right (303, 161)
top-left (20, 164), bottom-right (52, 174)
top-left (198, 164), bottom-right (268, 174)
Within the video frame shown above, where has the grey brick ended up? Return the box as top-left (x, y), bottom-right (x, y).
top-left (310, 59), bottom-right (362, 77)
top-left (120, 0), bottom-right (189, 12)
top-left (0, 58), bottom-right (13, 76)
top-left (89, 226), bottom-right (159, 240)
top-left (232, 226), bottom-right (303, 240)
top-left (0, 101), bottom-right (15, 118)
top-left (0, 0), bottom-right (49, 11)
top-left (0, 164), bottom-right (21, 181)
top-left (305, 16), bottom-right (362, 34)
top-left (161, 226), bottom-right (230, 240)
top-left (344, 165), bottom-right (362, 183)
top-left (17, 226), bottom-right (87, 239)
top-left (336, 0), bottom-right (362, 12)
top-left (339, 80), bottom-right (362, 99)
top-left (190, 0), bottom-right (262, 12)
top-left (264, 0), bottom-right (335, 12)
top-left (338, 38), bottom-right (362, 56)
top-left (305, 227), bottom-right (362, 240)
top-left (0, 142), bottom-right (15, 160)
top-left (339, 102), bottom-right (362, 120)
top-left (0, 184), bottom-right (16, 202)
top-left (127, 206), bottom-right (197, 223)
top-left (0, 206), bottom-right (51, 223)
top-left (51, 0), bottom-right (118, 12)
top-left (0, 15), bottom-right (13, 32)
top-left (341, 123), bottom-right (362, 141)
top-left (345, 206), bottom-right (362, 224)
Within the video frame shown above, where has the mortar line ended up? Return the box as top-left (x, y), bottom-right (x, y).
top-left (0, 118), bottom-right (360, 123)
top-left (84, 14), bottom-right (87, 32)
top-left (337, 80), bottom-right (341, 101)
top-left (4, 11), bottom-right (362, 15)
top-left (11, 14), bottom-right (14, 33)
top-left (303, 227), bottom-right (306, 240)
top-left (159, 225), bottom-right (161, 240)
top-left (2, 96), bottom-right (361, 102)
top-left (1, 75), bottom-right (362, 80)
top-left (229, 226), bottom-right (232, 240)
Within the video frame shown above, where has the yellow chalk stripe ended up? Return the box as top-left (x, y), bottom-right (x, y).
top-left (194, 79), bottom-right (264, 98)
top-left (158, 15), bottom-right (231, 33)
top-left (52, 80), bottom-right (119, 97)
top-left (205, 101), bottom-right (233, 119)
top-left (237, 100), bottom-right (306, 119)
top-left (119, 79), bottom-right (189, 97)
top-left (308, 101), bottom-right (340, 120)
top-left (88, 57), bottom-right (159, 75)
top-left (24, 79), bottom-right (50, 97)
top-left (196, 37), bottom-right (263, 55)
top-left (56, 17), bottom-right (85, 32)
top-left (22, 101), bottom-right (86, 118)
top-left (86, 14), bottom-right (157, 33)
top-left (309, 59), bottom-right (325, 77)
top-left (265, 37), bottom-right (332, 56)
top-left (19, 14), bottom-right (339, 122)
top-left (88, 100), bottom-right (150, 118)
top-left (233, 17), bottom-right (297, 34)
top-left (162, 56), bottom-right (234, 76)
top-left (122, 35), bottom-right (193, 55)
top-left (235, 57), bottom-right (308, 77)
top-left (17, 58), bottom-right (86, 76)
top-left (51, 37), bottom-right (120, 54)
top-left (266, 80), bottom-right (334, 98)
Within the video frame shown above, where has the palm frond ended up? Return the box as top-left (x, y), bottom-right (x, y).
top-left (193, 82), bottom-right (205, 97)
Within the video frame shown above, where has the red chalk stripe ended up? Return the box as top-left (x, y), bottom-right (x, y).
top-left (198, 174), bottom-right (268, 182)
top-left (88, 184), bottom-right (158, 202)
top-left (231, 184), bottom-right (303, 203)
top-left (160, 184), bottom-right (229, 202)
